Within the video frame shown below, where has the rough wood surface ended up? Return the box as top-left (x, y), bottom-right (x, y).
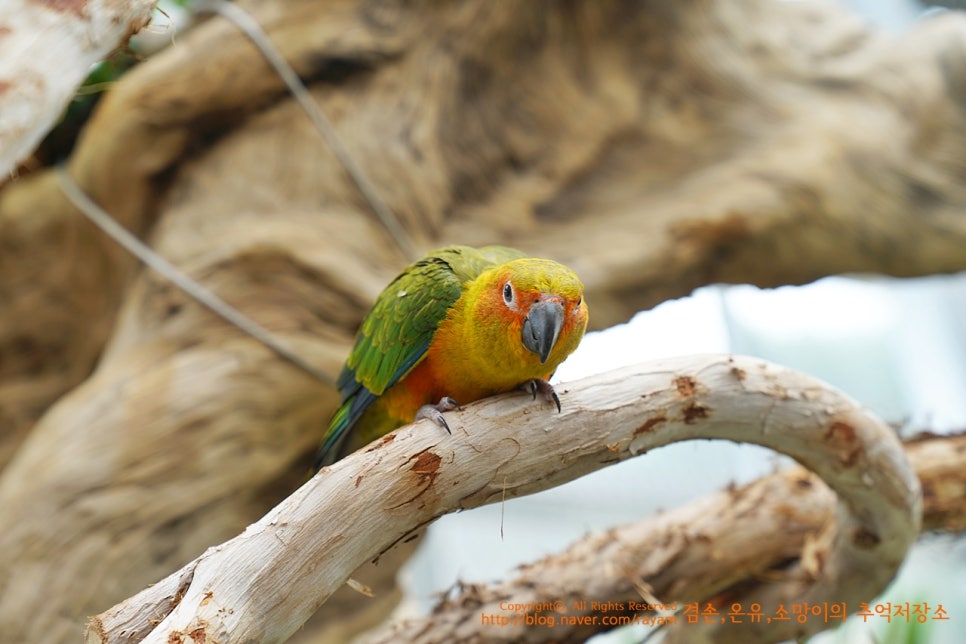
top-left (360, 432), bottom-right (965, 644)
top-left (0, 0), bottom-right (157, 176)
top-left (906, 432), bottom-right (966, 532)
top-left (1, 1), bottom-right (965, 642)
top-left (86, 355), bottom-right (922, 644)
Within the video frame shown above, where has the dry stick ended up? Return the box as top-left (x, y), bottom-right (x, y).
top-left (85, 355), bottom-right (922, 644)
top-left (196, 0), bottom-right (420, 263)
top-left (58, 0), bottom-right (420, 387)
top-left (56, 167), bottom-right (334, 387)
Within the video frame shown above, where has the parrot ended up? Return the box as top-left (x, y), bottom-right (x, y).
top-left (314, 245), bottom-right (589, 469)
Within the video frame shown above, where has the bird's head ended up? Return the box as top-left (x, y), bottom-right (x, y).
top-left (481, 258), bottom-right (588, 368)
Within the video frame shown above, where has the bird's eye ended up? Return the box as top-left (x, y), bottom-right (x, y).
top-left (503, 282), bottom-right (514, 305)
top-left (576, 296), bottom-right (582, 307)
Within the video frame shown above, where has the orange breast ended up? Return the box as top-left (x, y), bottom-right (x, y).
top-left (377, 350), bottom-right (554, 427)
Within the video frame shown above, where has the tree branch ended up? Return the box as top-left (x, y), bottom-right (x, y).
top-left (359, 433), bottom-right (965, 644)
top-left (86, 354), bottom-right (921, 644)
top-left (0, 0), bottom-right (157, 176)
top-left (907, 432), bottom-right (966, 532)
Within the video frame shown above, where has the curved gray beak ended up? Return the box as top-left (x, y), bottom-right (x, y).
top-left (522, 299), bottom-right (564, 364)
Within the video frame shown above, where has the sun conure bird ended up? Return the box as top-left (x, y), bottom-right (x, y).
top-left (314, 245), bottom-right (588, 469)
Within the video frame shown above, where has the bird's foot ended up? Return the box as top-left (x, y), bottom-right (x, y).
top-left (415, 396), bottom-right (462, 434)
top-left (519, 378), bottom-right (561, 413)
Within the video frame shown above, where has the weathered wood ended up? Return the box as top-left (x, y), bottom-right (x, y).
top-left (85, 355), bottom-right (922, 643)
top-left (360, 433), bottom-right (965, 644)
top-left (907, 432), bottom-right (966, 532)
top-left (1, 0), bottom-right (965, 642)
top-left (0, 0), bottom-right (157, 176)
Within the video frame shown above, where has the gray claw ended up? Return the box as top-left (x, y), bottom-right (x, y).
top-left (520, 378), bottom-right (561, 413)
top-left (550, 390), bottom-right (561, 413)
top-left (415, 396), bottom-right (462, 434)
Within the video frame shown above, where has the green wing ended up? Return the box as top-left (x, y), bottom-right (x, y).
top-left (314, 245), bottom-right (527, 467)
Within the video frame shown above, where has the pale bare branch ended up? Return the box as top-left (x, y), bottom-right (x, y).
top-left (360, 433), bottom-right (964, 644)
top-left (87, 355), bottom-right (922, 644)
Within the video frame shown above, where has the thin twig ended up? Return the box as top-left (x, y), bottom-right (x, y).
top-left (56, 166), bottom-right (334, 387)
top-left (195, 0), bottom-right (420, 262)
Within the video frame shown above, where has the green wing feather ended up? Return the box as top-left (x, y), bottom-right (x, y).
top-left (315, 245), bottom-right (527, 468)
